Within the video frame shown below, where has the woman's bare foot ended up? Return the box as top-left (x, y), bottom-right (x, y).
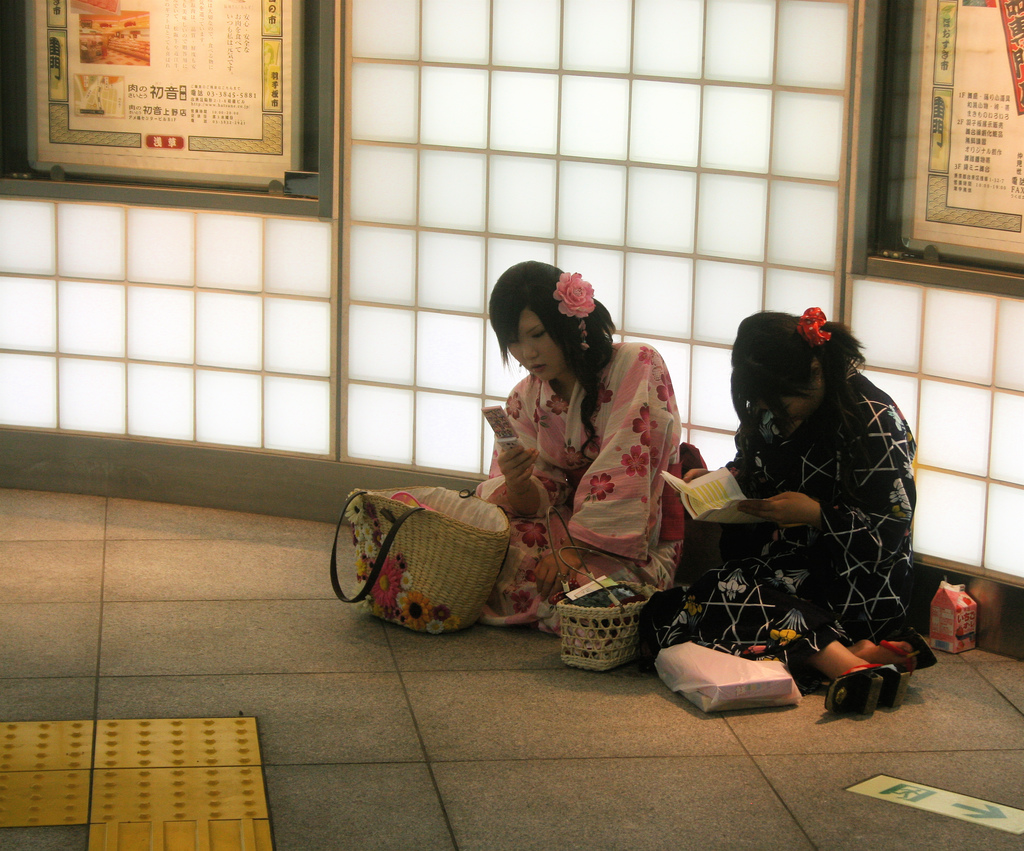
top-left (849, 639), bottom-right (912, 666)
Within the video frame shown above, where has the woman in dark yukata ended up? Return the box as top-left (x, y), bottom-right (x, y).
top-left (643, 309), bottom-right (934, 714)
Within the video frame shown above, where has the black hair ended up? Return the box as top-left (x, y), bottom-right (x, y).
top-left (730, 310), bottom-right (869, 503)
top-left (489, 260), bottom-right (615, 455)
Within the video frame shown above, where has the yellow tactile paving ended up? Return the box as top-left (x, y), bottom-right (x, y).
top-left (88, 816), bottom-right (274, 851)
top-left (0, 717), bottom-right (273, 849)
top-left (93, 717), bottom-right (261, 769)
top-left (0, 769), bottom-right (92, 827)
top-left (91, 766), bottom-right (267, 823)
top-left (1, 720), bottom-right (94, 771)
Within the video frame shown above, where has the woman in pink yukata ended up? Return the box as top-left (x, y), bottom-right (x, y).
top-left (476, 260), bottom-right (696, 633)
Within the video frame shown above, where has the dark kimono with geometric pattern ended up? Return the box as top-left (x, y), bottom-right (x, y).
top-left (643, 373), bottom-right (916, 692)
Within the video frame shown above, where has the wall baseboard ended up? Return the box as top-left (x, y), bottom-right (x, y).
top-left (0, 430), bottom-right (479, 523)
top-left (907, 563), bottom-right (1023, 661)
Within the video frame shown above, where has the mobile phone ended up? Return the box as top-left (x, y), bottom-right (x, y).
top-left (482, 405), bottom-right (521, 450)
top-left (565, 581), bottom-right (644, 608)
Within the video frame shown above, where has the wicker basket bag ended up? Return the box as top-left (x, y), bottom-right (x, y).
top-left (330, 487), bottom-right (509, 633)
top-left (558, 582), bottom-right (657, 671)
top-left (542, 508), bottom-right (658, 671)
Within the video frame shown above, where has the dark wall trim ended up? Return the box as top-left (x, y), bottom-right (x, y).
top-left (864, 256), bottom-right (1024, 299)
top-left (0, 179), bottom-right (324, 219)
top-left (0, 430), bottom-right (478, 524)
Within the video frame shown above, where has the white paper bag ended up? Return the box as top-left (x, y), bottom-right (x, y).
top-left (655, 642), bottom-right (802, 712)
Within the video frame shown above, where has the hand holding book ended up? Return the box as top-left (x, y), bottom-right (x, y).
top-left (733, 491), bottom-right (822, 529)
top-left (661, 468), bottom-right (761, 523)
top-left (663, 468), bottom-right (821, 527)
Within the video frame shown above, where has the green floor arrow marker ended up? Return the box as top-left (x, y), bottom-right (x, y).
top-left (953, 803), bottom-right (1006, 819)
top-left (847, 775), bottom-right (1024, 834)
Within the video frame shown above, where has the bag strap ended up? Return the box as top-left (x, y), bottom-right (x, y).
top-left (546, 505), bottom-right (638, 591)
top-left (330, 490), bottom-right (425, 603)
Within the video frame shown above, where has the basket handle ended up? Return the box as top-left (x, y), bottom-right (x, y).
top-left (545, 506), bottom-right (637, 591)
top-left (330, 490), bottom-right (425, 604)
top-left (545, 506), bottom-right (601, 591)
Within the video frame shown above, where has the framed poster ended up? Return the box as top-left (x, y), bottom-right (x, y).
top-left (31, 0), bottom-right (300, 186)
top-left (903, 0), bottom-right (1024, 264)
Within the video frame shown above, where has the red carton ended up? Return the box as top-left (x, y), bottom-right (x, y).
top-left (928, 580), bottom-right (977, 653)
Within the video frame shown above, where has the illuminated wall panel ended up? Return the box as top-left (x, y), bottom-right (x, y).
top-left (0, 199), bottom-right (333, 456)
top-left (344, 0), bottom-right (852, 477)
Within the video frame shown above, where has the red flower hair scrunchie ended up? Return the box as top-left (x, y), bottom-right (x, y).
top-left (796, 307), bottom-right (831, 347)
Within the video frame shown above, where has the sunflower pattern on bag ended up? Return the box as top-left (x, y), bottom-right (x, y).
top-left (348, 498), bottom-right (461, 633)
top-left (361, 553), bottom-right (461, 633)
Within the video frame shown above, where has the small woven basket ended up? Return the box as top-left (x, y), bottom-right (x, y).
top-left (557, 583), bottom-right (656, 671)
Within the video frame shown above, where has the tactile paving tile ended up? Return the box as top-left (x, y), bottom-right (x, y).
top-left (88, 816), bottom-right (274, 851)
top-left (0, 721), bottom-right (94, 771)
top-left (1, 717), bottom-right (273, 848)
top-left (90, 765), bottom-right (268, 823)
top-left (0, 769), bottom-right (92, 828)
top-left (93, 717), bottom-right (261, 769)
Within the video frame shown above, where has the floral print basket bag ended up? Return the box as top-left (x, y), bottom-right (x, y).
top-left (330, 487), bottom-right (510, 633)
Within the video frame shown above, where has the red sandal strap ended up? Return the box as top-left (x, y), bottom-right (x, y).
top-left (880, 639), bottom-right (917, 657)
top-left (839, 663), bottom-right (881, 677)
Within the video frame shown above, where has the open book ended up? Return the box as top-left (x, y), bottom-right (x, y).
top-left (661, 467), bottom-right (761, 524)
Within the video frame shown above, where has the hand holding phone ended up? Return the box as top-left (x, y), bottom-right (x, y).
top-left (482, 405), bottom-right (521, 450)
top-left (486, 406), bottom-right (538, 514)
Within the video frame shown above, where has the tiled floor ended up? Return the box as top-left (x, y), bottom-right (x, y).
top-left (2, 485), bottom-right (1023, 851)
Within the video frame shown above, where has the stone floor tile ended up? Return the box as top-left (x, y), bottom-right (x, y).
top-left (0, 678), bottom-right (97, 722)
top-left (98, 600), bottom-right (394, 676)
top-left (0, 603), bottom-right (100, 678)
top-left (404, 667), bottom-right (744, 761)
top-left (974, 660), bottom-right (1024, 714)
top-left (2, 489), bottom-right (1023, 851)
top-left (0, 825), bottom-right (90, 850)
top-left (386, 621), bottom-right (564, 671)
top-left (957, 648), bottom-right (1019, 664)
top-left (725, 657), bottom-right (1024, 754)
top-left (0, 488), bottom-right (106, 542)
top-left (102, 539), bottom-right (333, 601)
top-left (263, 763), bottom-right (456, 851)
top-left (433, 756), bottom-right (813, 851)
top-left (96, 673), bottom-right (426, 765)
top-left (0, 541), bottom-right (104, 602)
top-left (104, 498), bottom-right (334, 546)
top-left (755, 750), bottom-right (1024, 850)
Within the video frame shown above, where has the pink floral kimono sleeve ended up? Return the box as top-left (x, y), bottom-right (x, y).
top-left (567, 343), bottom-right (682, 562)
top-left (476, 380), bottom-right (573, 514)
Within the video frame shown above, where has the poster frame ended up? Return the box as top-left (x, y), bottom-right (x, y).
top-left (0, 0), bottom-right (333, 219)
top-left (856, 0), bottom-right (1024, 297)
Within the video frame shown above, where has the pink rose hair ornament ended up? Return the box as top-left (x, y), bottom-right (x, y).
top-left (554, 272), bottom-right (596, 350)
top-left (796, 307), bottom-right (831, 347)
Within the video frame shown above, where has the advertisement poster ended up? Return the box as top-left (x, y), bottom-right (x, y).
top-left (910, 0), bottom-right (1024, 256)
top-left (34, 0), bottom-right (297, 184)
